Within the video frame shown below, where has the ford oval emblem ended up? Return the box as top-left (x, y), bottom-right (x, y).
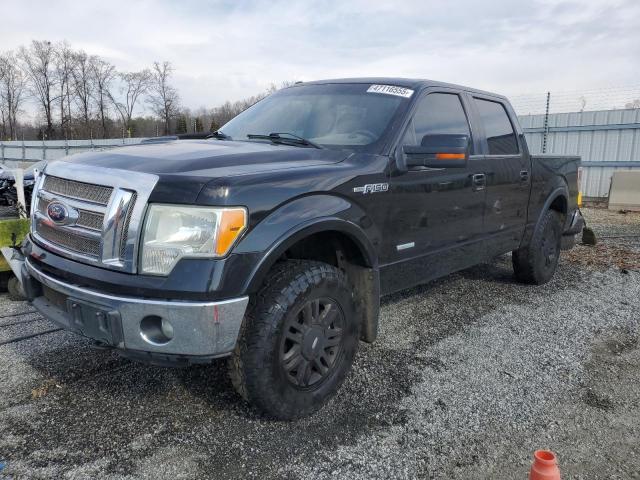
top-left (47, 202), bottom-right (68, 223)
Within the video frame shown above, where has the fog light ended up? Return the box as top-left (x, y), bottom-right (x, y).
top-left (140, 315), bottom-right (174, 345)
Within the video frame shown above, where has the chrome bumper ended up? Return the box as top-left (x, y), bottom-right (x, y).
top-left (7, 251), bottom-right (248, 359)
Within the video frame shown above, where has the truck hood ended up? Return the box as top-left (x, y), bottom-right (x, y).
top-left (64, 139), bottom-right (349, 177)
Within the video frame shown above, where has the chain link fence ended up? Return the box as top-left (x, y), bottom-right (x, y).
top-left (510, 84), bottom-right (640, 116)
top-left (512, 86), bottom-right (640, 199)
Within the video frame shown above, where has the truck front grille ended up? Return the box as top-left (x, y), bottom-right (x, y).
top-left (119, 192), bottom-right (137, 259)
top-left (43, 175), bottom-right (113, 205)
top-left (33, 173), bottom-right (138, 267)
top-left (37, 197), bottom-right (104, 231)
top-left (36, 222), bottom-right (101, 258)
top-left (77, 210), bottom-right (104, 231)
top-left (31, 163), bottom-right (157, 274)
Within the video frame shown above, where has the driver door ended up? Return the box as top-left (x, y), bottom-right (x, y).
top-left (381, 90), bottom-right (488, 294)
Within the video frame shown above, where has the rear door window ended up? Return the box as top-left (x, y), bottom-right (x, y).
top-left (473, 98), bottom-right (519, 155)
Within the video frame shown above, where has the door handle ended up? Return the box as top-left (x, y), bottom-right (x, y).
top-left (520, 170), bottom-right (530, 184)
top-left (471, 173), bottom-right (485, 191)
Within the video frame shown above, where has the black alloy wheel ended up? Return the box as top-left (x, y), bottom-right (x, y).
top-left (280, 297), bottom-right (344, 388)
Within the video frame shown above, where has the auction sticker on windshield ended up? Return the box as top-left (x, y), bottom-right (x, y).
top-left (366, 84), bottom-right (414, 98)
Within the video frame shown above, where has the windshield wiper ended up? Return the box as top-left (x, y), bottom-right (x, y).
top-left (246, 132), bottom-right (323, 149)
top-left (206, 130), bottom-right (231, 140)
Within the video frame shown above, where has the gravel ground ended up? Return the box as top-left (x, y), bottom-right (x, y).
top-left (0, 208), bottom-right (639, 479)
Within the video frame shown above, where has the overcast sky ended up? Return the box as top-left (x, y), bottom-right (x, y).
top-left (2, 0), bottom-right (639, 111)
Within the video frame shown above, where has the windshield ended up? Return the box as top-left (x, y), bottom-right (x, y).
top-left (220, 83), bottom-right (410, 151)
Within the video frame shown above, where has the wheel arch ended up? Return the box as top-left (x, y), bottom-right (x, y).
top-left (243, 218), bottom-right (381, 343)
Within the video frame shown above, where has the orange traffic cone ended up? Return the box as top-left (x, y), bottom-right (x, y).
top-left (529, 450), bottom-right (561, 480)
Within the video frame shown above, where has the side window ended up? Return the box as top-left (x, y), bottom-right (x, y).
top-left (402, 93), bottom-right (472, 152)
top-left (473, 98), bottom-right (519, 155)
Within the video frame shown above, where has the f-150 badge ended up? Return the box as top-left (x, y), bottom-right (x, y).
top-left (353, 183), bottom-right (389, 194)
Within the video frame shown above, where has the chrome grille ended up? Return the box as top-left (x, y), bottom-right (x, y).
top-left (34, 173), bottom-right (116, 262)
top-left (32, 162), bottom-right (158, 274)
top-left (43, 175), bottom-right (113, 205)
top-left (78, 210), bottom-right (104, 231)
top-left (36, 222), bottom-right (101, 257)
top-left (119, 193), bottom-right (137, 259)
top-left (37, 197), bottom-right (46, 213)
top-left (37, 197), bottom-right (104, 231)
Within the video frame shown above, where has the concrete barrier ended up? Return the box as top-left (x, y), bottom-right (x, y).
top-left (608, 170), bottom-right (640, 211)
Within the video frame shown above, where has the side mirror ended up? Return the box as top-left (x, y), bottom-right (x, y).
top-left (400, 134), bottom-right (470, 170)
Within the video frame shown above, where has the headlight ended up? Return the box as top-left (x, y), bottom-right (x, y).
top-left (140, 204), bottom-right (247, 275)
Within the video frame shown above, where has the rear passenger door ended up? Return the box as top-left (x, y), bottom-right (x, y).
top-left (470, 96), bottom-right (530, 253)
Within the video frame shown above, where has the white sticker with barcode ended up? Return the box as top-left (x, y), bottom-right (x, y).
top-left (366, 84), bottom-right (414, 98)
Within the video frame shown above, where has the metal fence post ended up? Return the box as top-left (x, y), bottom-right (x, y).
top-left (42, 137), bottom-right (46, 160)
top-left (65, 136), bottom-right (69, 156)
top-left (21, 134), bottom-right (25, 161)
top-left (1, 141), bottom-right (4, 163)
top-left (542, 91), bottom-right (551, 154)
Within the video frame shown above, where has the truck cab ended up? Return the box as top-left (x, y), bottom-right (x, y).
top-left (3, 78), bottom-right (584, 419)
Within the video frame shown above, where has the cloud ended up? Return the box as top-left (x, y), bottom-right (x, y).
top-left (1, 0), bottom-right (639, 111)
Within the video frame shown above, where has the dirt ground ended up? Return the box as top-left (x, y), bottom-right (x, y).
top-left (0, 207), bottom-right (638, 479)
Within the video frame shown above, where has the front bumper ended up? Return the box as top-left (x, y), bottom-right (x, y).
top-left (4, 247), bottom-right (248, 363)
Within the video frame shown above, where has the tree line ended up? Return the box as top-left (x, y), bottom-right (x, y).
top-left (0, 40), bottom-right (291, 141)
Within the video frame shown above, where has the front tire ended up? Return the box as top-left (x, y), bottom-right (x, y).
top-left (229, 260), bottom-right (359, 420)
top-left (512, 209), bottom-right (563, 285)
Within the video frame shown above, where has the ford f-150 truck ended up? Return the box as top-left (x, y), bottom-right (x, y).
top-left (3, 78), bottom-right (584, 420)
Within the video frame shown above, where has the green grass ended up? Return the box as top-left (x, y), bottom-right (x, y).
top-left (0, 218), bottom-right (29, 272)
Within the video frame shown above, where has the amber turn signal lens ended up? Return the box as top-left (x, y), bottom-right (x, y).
top-left (215, 208), bottom-right (247, 256)
top-left (435, 153), bottom-right (466, 160)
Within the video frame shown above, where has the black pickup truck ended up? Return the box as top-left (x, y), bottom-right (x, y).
top-left (3, 78), bottom-right (584, 419)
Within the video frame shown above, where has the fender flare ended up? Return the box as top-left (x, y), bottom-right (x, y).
top-left (242, 216), bottom-right (378, 294)
top-left (540, 185), bottom-right (569, 221)
top-left (528, 185), bottom-right (569, 245)
top-left (234, 194), bottom-right (382, 342)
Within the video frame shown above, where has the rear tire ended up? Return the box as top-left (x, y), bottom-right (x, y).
top-left (229, 260), bottom-right (359, 420)
top-left (513, 209), bottom-right (563, 285)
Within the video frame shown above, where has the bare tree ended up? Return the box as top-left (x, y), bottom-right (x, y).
top-left (625, 99), bottom-right (640, 109)
top-left (90, 57), bottom-right (116, 137)
top-left (55, 42), bottom-right (76, 139)
top-left (72, 50), bottom-right (94, 135)
top-left (18, 40), bottom-right (58, 139)
top-left (209, 80), bottom-right (297, 127)
top-left (108, 69), bottom-right (151, 135)
top-left (0, 108), bottom-right (6, 139)
top-left (0, 52), bottom-right (26, 140)
top-left (148, 61), bottom-right (180, 135)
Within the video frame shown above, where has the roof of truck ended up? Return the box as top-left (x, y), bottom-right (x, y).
top-left (295, 77), bottom-right (507, 100)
